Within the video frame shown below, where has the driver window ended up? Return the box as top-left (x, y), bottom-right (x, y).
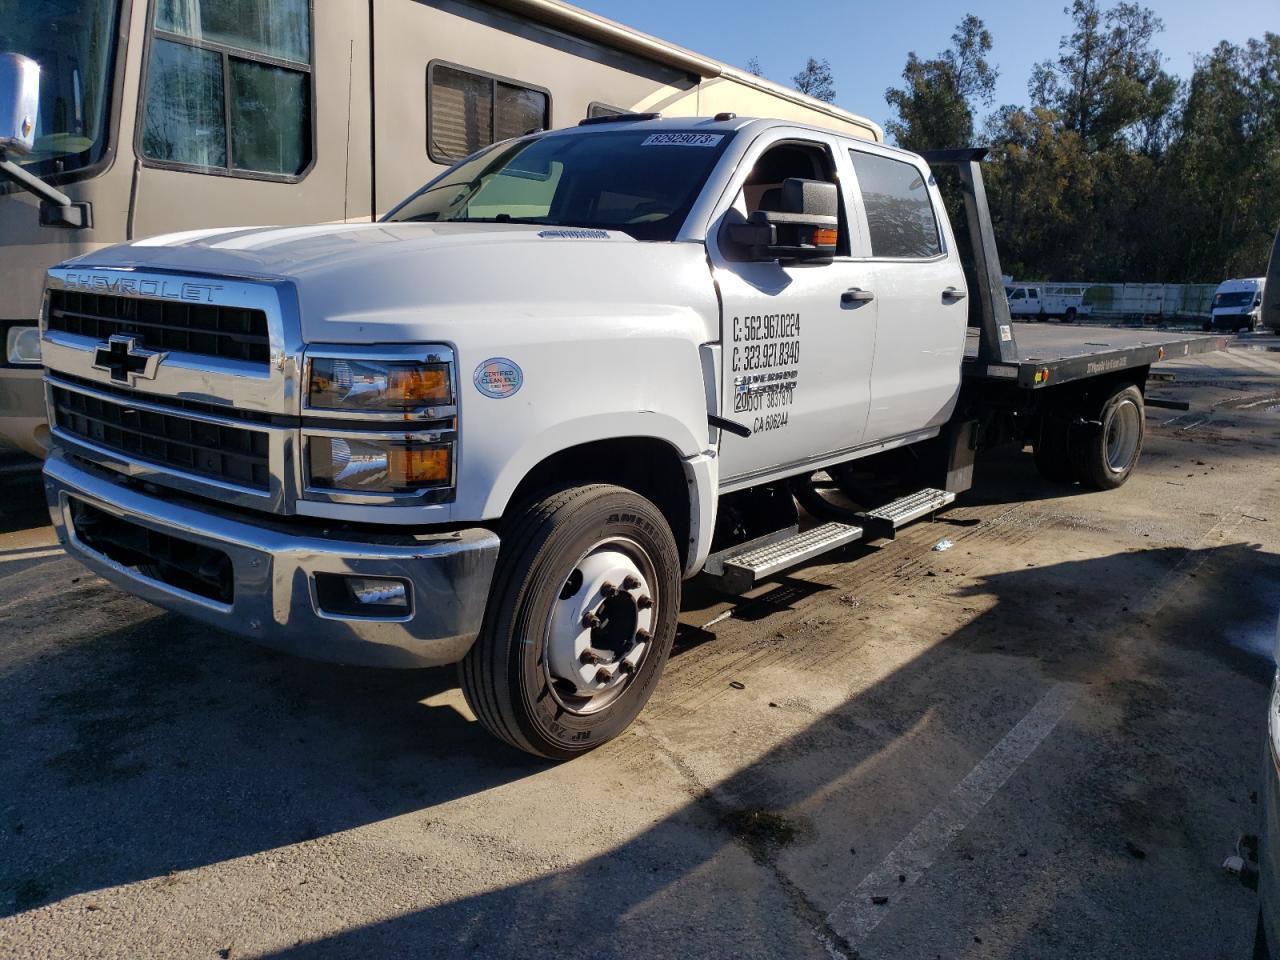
top-left (739, 142), bottom-right (848, 255)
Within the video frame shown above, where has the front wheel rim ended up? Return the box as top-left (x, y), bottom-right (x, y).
top-left (542, 537), bottom-right (659, 716)
top-left (1105, 399), bottom-right (1141, 473)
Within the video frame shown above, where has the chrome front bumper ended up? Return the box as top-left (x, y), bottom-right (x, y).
top-left (44, 451), bottom-right (500, 668)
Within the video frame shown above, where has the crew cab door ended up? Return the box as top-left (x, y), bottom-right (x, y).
top-left (846, 147), bottom-right (969, 442)
top-left (707, 131), bottom-right (878, 487)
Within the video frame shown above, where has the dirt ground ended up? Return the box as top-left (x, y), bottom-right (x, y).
top-left (2, 335), bottom-right (1279, 960)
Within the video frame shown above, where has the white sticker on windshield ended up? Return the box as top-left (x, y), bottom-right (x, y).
top-left (641, 133), bottom-right (724, 148)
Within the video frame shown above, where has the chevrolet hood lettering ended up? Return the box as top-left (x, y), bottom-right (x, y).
top-left (62, 272), bottom-right (223, 303)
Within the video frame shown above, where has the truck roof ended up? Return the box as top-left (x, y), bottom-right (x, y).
top-left (540, 115), bottom-right (918, 160)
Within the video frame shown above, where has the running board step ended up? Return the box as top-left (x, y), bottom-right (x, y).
top-left (718, 522), bottom-right (863, 594)
top-left (856, 487), bottom-right (956, 541)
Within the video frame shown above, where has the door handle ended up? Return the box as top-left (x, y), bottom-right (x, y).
top-left (943, 286), bottom-right (967, 301)
top-left (841, 288), bottom-right (875, 305)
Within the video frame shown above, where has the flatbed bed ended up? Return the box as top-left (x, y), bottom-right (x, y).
top-left (964, 324), bottom-right (1230, 389)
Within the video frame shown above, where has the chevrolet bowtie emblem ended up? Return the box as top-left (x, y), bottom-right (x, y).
top-left (92, 335), bottom-right (166, 386)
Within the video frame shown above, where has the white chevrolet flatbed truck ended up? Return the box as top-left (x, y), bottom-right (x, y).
top-left (37, 116), bottom-right (1228, 757)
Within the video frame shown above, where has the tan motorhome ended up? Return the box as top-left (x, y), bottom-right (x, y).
top-left (0, 0), bottom-right (881, 458)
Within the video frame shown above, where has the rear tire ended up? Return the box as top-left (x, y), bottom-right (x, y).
top-left (1063, 307), bottom-right (1077, 323)
top-left (1070, 383), bottom-right (1145, 490)
top-left (459, 484), bottom-right (680, 759)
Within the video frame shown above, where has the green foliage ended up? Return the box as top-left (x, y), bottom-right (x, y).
top-left (885, 15), bottom-right (997, 152)
top-left (886, 5), bottom-right (1279, 282)
top-left (793, 58), bottom-right (836, 104)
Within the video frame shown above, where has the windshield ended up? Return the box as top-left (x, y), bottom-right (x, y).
top-left (1214, 291), bottom-right (1257, 308)
top-left (386, 129), bottom-right (734, 242)
top-left (0, 0), bottom-right (121, 177)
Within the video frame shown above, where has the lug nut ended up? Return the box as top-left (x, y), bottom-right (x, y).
top-left (636, 595), bottom-right (654, 610)
top-left (580, 649), bottom-right (602, 665)
top-left (582, 612), bottom-right (601, 629)
top-left (636, 629), bottom-right (652, 642)
top-left (618, 660), bottom-right (635, 675)
top-left (622, 575), bottom-right (640, 590)
top-left (594, 669), bottom-right (613, 684)
top-left (600, 581), bottom-right (617, 597)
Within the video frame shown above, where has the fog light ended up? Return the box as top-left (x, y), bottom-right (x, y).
top-left (314, 573), bottom-right (412, 618)
top-left (5, 325), bottom-right (40, 364)
top-left (349, 578), bottom-right (409, 607)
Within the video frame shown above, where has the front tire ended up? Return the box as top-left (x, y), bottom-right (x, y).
top-left (1070, 383), bottom-right (1145, 490)
top-left (459, 484), bottom-right (680, 759)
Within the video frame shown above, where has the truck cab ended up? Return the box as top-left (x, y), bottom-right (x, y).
top-left (1209, 277), bottom-right (1267, 332)
top-left (1005, 284), bottom-right (1043, 319)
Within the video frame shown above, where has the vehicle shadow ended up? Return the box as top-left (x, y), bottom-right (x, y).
top-left (3, 536), bottom-right (1274, 959)
top-left (242, 539), bottom-right (1274, 959)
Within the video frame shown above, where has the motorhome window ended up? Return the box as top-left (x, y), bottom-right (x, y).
top-left (0, 0), bottom-right (123, 181)
top-left (389, 129), bottom-right (733, 242)
top-left (428, 63), bottom-right (549, 164)
top-left (141, 0), bottom-right (312, 177)
top-left (849, 150), bottom-right (942, 259)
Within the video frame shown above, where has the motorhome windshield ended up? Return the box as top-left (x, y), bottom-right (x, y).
top-left (386, 130), bottom-right (735, 242)
top-left (0, 0), bottom-right (121, 177)
top-left (1214, 291), bottom-right (1258, 308)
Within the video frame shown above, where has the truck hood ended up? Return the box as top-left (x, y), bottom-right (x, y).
top-left (60, 221), bottom-right (719, 344)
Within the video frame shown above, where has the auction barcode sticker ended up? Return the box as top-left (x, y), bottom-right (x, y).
top-left (641, 133), bottom-right (724, 147)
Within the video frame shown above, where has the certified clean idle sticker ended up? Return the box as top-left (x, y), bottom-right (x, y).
top-left (473, 358), bottom-right (523, 398)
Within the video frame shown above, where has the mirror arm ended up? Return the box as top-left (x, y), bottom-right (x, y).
top-left (0, 148), bottom-right (92, 228)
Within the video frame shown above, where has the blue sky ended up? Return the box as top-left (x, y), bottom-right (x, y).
top-left (580, 0), bottom-right (1276, 133)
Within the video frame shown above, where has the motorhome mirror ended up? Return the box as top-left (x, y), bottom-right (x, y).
top-left (0, 53), bottom-right (39, 156)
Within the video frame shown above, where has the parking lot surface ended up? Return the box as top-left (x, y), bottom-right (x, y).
top-left (3, 336), bottom-right (1280, 959)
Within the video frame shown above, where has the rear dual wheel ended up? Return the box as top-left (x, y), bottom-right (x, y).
top-left (459, 484), bottom-right (680, 759)
top-left (1034, 382), bottom-right (1145, 490)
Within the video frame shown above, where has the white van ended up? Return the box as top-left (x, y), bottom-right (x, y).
top-left (1208, 278), bottom-right (1266, 332)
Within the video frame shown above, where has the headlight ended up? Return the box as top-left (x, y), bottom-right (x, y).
top-left (307, 435), bottom-right (452, 493)
top-left (308, 357), bottom-right (452, 411)
top-left (5, 325), bottom-right (41, 365)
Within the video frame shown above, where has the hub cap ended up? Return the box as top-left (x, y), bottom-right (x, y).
top-left (1105, 399), bottom-right (1141, 473)
top-left (543, 537), bottom-right (658, 715)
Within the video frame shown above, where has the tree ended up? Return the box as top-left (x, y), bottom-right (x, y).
top-left (1029, 0), bottom-right (1176, 150)
top-left (885, 14), bottom-right (998, 151)
top-left (1159, 35), bottom-right (1280, 279)
top-left (793, 58), bottom-right (836, 103)
top-left (746, 56), bottom-right (763, 78)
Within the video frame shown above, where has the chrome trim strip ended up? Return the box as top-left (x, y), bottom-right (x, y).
top-left (47, 372), bottom-right (274, 430)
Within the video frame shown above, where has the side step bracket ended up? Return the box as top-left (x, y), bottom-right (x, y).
top-left (856, 488), bottom-right (956, 541)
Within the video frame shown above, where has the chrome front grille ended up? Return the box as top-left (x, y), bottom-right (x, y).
top-left (50, 382), bottom-right (271, 491)
top-left (46, 289), bottom-right (271, 365)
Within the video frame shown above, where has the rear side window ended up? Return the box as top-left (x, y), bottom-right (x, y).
top-left (428, 63), bottom-right (549, 164)
top-left (141, 0), bottom-right (312, 177)
top-left (849, 150), bottom-right (941, 259)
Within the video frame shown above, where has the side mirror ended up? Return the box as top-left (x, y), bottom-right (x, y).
top-left (725, 178), bottom-right (839, 263)
top-left (0, 53), bottom-right (39, 156)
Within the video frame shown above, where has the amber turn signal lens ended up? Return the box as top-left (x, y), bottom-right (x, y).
top-left (812, 227), bottom-right (839, 248)
top-left (393, 444), bottom-right (451, 486)
top-left (390, 367), bottom-right (451, 406)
